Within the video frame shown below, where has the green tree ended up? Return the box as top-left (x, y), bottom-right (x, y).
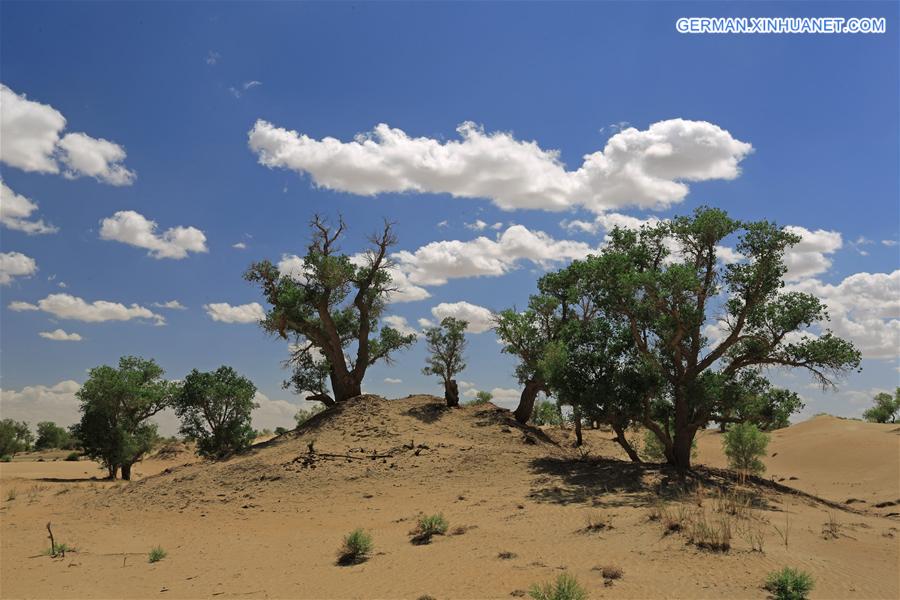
top-left (0, 419), bottom-right (33, 456)
top-left (72, 356), bottom-right (177, 480)
top-left (723, 422), bottom-right (769, 477)
top-left (466, 390), bottom-right (493, 406)
top-left (422, 317), bottom-right (468, 407)
top-left (531, 399), bottom-right (562, 426)
top-left (174, 366), bottom-right (258, 459)
top-left (862, 388), bottom-right (900, 423)
top-left (35, 422), bottom-right (74, 450)
top-left (245, 216), bottom-right (416, 405)
top-left (583, 207), bottom-right (860, 469)
top-left (717, 370), bottom-right (804, 431)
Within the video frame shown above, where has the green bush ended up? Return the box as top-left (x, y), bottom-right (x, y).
top-left (0, 455), bottom-right (11, 463)
top-left (764, 567), bottom-right (814, 600)
top-left (148, 546), bottom-right (167, 563)
top-left (274, 426), bottom-right (289, 436)
top-left (466, 391), bottom-right (493, 406)
top-left (43, 542), bottom-right (74, 556)
top-left (411, 513), bottom-right (449, 543)
top-left (64, 452), bottom-right (81, 462)
top-left (337, 528), bottom-right (373, 565)
top-left (529, 573), bottom-right (587, 600)
top-left (531, 400), bottom-right (562, 426)
top-left (723, 422), bottom-right (769, 476)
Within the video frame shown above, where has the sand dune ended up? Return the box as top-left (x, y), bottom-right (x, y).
top-left (1, 396), bottom-right (897, 599)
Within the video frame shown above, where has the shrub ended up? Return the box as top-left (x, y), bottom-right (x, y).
top-left (764, 567), bottom-right (814, 600)
top-left (466, 391), bottom-right (493, 406)
top-left (529, 573), bottom-right (587, 600)
top-left (531, 400), bottom-right (562, 426)
top-left (43, 542), bottom-right (74, 556)
top-left (274, 426), bottom-right (288, 436)
top-left (723, 423), bottom-right (769, 477)
top-left (337, 528), bottom-right (373, 565)
top-left (64, 452), bottom-right (80, 462)
top-left (294, 404), bottom-right (326, 427)
top-left (148, 546), bottom-right (167, 563)
top-left (411, 513), bottom-right (449, 543)
top-left (599, 565), bottom-right (623, 581)
top-left (0, 455), bottom-right (11, 463)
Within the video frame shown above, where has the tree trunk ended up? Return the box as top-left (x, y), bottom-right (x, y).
top-left (107, 463), bottom-right (118, 480)
top-left (331, 372), bottom-right (362, 403)
top-left (611, 423), bottom-right (641, 462)
top-left (444, 379), bottom-right (459, 407)
top-left (671, 427), bottom-right (696, 470)
top-left (513, 379), bottom-right (542, 424)
top-left (121, 463), bottom-right (132, 481)
top-left (573, 408), bottom-right (583, 447)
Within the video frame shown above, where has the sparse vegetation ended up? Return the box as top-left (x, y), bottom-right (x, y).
top-left (531, 399), bottom-right (562, 426)
top-left (528, 573), bottom-right (588, 600)
top-left (862, 388), bottom-right (899, 423)
top-left (821, 511), bottom-right (842, 539)
top-left (148, 546), bottom-right (167, 563)
top-left (294, 404), bottom-right (326, 426)
top-left (422, 317), bottom-right (468, 407)
top-left (466, 390), bottom-right (493, 405)
top-left (764, 567), bottom-right (814, 600)
top-left (0, 454), bottom-right (11, 463)
top-left (174, 365), bottom-right (258, 459)
top-left (337, 528), bottom-right (373, 565)
top-left (723, 423), bottom-right (769, 477)
top-left (411, 513), bottom-right (449, 543)
top-left (43, 542), bottom-right (74, 556)
top-left (64, 451), bottom-right (80, 461)
top-left (598, 565), bottom-right (623, 583)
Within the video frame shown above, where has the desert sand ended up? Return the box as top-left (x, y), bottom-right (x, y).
top-left (1, 396), bottom-right (898, 599)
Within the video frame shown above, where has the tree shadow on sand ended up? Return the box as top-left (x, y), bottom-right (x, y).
top-left (404, 402), bottom-right (451, 424)
top-left (528, 456), bottom-right (666, 508)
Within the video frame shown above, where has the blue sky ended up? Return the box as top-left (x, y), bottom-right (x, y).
top-left (1, 1), bottom-right (897, 433)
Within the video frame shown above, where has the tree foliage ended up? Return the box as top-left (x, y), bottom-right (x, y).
top-left (174, 366), bottom-right (258, 459)
top-left (0, 419), bottom-right (33, 456)
top-left (72, 356), bottom-right (177, 480)
top-left (862, 388), bottom-right (900, 423)
top-left (35, 421), bottom-right (76, 450)
top-left (578, 206), bottom-right (860, 468)
top-left (422, 317), bottom-right (468, 407)
top-left (245, 216), bottom-right (416, 405)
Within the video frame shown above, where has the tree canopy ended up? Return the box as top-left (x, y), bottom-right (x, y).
top-left (245, 216), bottom-right (416, 405)
top-left (174, 366), bottom-right (258, 458)
top-left (862, 388), bottom-right (900, 423)
top-left (422, 317), bottom-right (468, 407)
top-left (72, 356), bottom-right (177, 480)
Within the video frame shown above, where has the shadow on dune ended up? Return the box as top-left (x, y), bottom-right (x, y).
top-left (527, 456), bottom-right (663, 507)
top-left (404, 402), bottom-right (450, 424)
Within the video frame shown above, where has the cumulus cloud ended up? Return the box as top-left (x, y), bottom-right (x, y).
top-left (13, 293), bottom-right (165, 324)
top-left (0, 84), bottom-right (135, 184)
top-left (430, 301), bottom-right (494, 333)
top-left (783, 226), bottom-right (842, 282)
top-left (0, 380), bottom-right (82, 427)
top-left (394, 225), bottom-right (594, 287)
top-left (248, 118), bottom-right (751, 213)
top-left (384, 377), bottom-right (402, 384)
top-left (204, 302), bottom-right (265, 323)
top-left (251, 391), bottom-right (322, 432)
top-left (0, 251), bottom-right (38, 284)
top-left (0, 181), bottom-right (58, 234)
top-left (785, 270), bottom-right (899, 360)
top-left (39, 328), bottom-right (82, 341)
top-left (152, 300), bottom-right (187, 310)
top-left (382, 314), bottom-right (419, 337)
top-left (99, 210), bottom-right (208, 259)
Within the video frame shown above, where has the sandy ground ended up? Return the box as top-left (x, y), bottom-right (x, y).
top-left (1, 397), bottom-right (898, 599)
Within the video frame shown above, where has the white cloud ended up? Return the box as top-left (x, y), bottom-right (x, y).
top-left (783, 226), bottom-right (842, 282)
top-left (0, 380), bottom-right (82, 428)
top-left (229, 81), bottom-right (262, 99)
top-left (18, 293), bottom-right (166, 324)
top-left (562, 211), bottom-right (664, 235)
top-left (465, 219), bottom-right (488, 231)
top-left (0, 84), bottom-right (135, 184)
top-left (430, 301), bottom-right (494, 333)
top-left (99, 210), bottom-right (208, 259)
top-left (233, 242), bottom-right (247, 249)
top-left (882, 240), bottom-right (898, 247)
top-left (785, 270), bottom-right (900, 360)
top-left (204, 302), bottom-right (265, 324)
top-left (57, 132), bottom-right (136, 186)
top-left (206, 50), bottom-right (221, 65)
top-left (251, 391), bottom-right (321, 432)
top-left (152, 300), bottom-right (187, 310)
top-left (382, 314), bottom-right (419, 337)
top-left (248, 118), bottom-right (752, 214)
top-left (0, 181), bottom-right (58, 234)
top-left (417, 317), bottom-right (434, 328)
top-left (0, 251), bottom-right (38, 284)
top-left (384, 377), bottom-right (402, 384)
top-left (394, 225), bottom-right (594, 287)
top-left (39, 329), bottom-right (82, 341)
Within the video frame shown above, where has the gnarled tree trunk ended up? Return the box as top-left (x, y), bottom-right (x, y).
top-left (445, 379), bottom-right (459, 407)
top-left (513, 379), bottom-right (543, 424)
top-left (611, 423), bottom-right (641, 462)
top-left (121, 463), bottom-right (132, 481)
